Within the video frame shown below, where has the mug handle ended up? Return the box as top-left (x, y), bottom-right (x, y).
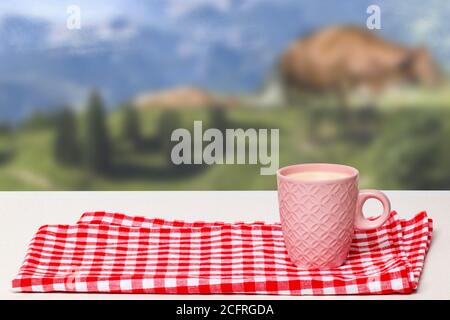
top-left (354, 189), bottom-right (391, 230)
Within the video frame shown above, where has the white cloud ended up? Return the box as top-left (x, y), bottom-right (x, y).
top-left (413, 17), bottom-right (436, 39)
top-left (166, 0), bottom-right (231, 19)
top-left (177, 41), bottom-right (200, 58)
top-left (0, 0), bottom-right (131, 24)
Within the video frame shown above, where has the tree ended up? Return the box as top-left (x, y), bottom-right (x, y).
top-left (121, 103), bottom-right (141, 148)
top-left (23, 111), bottom-right (55, 130)
top-left (83, 91), bottom-right (111, 174)
top-left (374, 111), bottom-right (449, 189)
top-left (209, 104), bottom-right (227, 133)
top-left (54, 107), bottom-right (81, 165)
top-left (157, 110), bottom-right (182, 165)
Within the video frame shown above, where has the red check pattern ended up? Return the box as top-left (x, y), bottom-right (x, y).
top-left (77, 211), bottom-right (269, 228)
top-left (12, 211), bottom-right (432, 295)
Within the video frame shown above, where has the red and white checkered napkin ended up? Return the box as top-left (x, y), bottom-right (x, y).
top-left (12, 211), bottom-right (432, 295)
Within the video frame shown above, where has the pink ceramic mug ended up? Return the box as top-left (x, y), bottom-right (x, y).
top-left (277, 163), bottom-right (391, 269)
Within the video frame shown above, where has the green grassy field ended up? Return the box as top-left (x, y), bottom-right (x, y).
top-left (1, 90), bottom-right (450, 190)
top-left (0, 107), bottom-right (301, 190)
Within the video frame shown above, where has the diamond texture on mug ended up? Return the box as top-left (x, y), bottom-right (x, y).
top-left (278, 178), bottom-right (359, 268)
top-left (12, 211), bottom-right (432, 295)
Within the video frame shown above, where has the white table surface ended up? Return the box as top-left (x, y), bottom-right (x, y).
top-left (0, 191), bottom-right (448, 300)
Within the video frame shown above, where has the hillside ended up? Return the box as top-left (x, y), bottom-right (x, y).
top-left (1, 92), bottom-right (450, 190)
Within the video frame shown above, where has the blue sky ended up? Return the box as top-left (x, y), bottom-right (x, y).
top-left (0, 0), bottom-right (158, 24)
top-left (1, 0), bottom-right (447, 41)
top-left (0, 0), bottom-right (233, 24)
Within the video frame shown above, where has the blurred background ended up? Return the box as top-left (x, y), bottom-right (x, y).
top-left (0, 0), bottom-right (449, 190)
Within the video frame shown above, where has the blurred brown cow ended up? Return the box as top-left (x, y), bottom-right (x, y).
top-left (280, 25), bottom-right (442, 103)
